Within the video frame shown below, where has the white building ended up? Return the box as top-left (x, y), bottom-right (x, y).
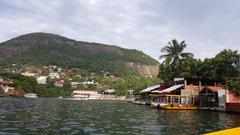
top-left (71, 82), bottom-right (81, 88)
top-left (1, 86), bottom-right (15, 93)
top-left (49, 72), bottom-right (60, 79)
top-left (37, 76), bottom-right (47, 85)
top-left (0, 76), bottom-right (3, 82)
top-left (83, 80), bottom-right (98, 85)
top-left (21, 72), bottom-right (36, 77)
top-left (104, 89), bottom-right (115, 95)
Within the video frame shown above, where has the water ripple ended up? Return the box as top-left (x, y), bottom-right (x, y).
top-left (0, 98), bottom-right (240, 134)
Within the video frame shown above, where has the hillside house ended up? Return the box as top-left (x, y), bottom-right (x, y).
top-left (49, 72), bottom-right (60, 79)
top-left (83, 80), bottom-right (98, 85)
top-left (54, 80), bottom-right (64, 87)
top-left (71, 82), bottom-right (81, 88)
top-left (0, 78), bottom-right (15, 96)
top-left (37, 76), bottom-right (47, 85)
top-left (21, 72), bottom-right (36, 77)
top-left (59, 72), bottom-right (65, 79)
top-left (0, 76), bottom-right (3, 82)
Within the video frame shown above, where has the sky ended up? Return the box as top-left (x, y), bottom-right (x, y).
top-left (0, 0), bottom-right (240, 61)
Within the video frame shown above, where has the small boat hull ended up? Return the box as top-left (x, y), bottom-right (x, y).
top-left (24, 93), bottom-right (38, 98)
top-left (150, 102), bottom-right (169, 109)
top-left (133, 101), bottom-right (146, 105)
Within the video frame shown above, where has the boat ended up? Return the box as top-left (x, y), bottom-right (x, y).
top-left (24, 93), bottom-right (38, 98)
top-left (150, 102), bottom-right (169, 109)
top-left (204, 127), bottom-right (240, 135)
top-left (160, 105), bottom-right (197, 110)
top-left (149, 94), bottom-right (197, 110)
top-left (133, 100), bottom-right (146, 105)
top-left (66, 90), bottom-right (101, 100)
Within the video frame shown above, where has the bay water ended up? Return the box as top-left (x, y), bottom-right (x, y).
top-left (0, 98), bottom-right (240, 135)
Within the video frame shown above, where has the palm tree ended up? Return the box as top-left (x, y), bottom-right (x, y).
top-left (160, 39), bottom-right (194, 68)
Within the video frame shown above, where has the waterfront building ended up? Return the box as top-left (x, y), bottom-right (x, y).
top-left (199, 86), bottom-right (240, 113)
top-left (103, 89), bottom-right (115, 95)
top-left (127, 89), bottom-right (135, 99)
top-left (149, 84), bottom-right (197, 110)
top-left (134, 77), bottom-right (240, 112)
top-left (134, 78), bottom-right (223, 110)
top-left (0, 78), bottom-right (25, 97)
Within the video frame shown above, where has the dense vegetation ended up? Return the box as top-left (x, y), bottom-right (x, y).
top-left (0, 71), bottom-right (160, 97)
top-left (0, 33), bottom-right (159, 77)
top-left (0, 72), bottom-right (71, 97)
top-left (95, 75), bottom-right (161, 96)
top-left (159, 39), bottom-right (240, 94)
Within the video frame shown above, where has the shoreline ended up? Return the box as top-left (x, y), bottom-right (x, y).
top-left (61, 97), bottom-right (134, 101)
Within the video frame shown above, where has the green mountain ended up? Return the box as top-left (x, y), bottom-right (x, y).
top-left (0, 32), bottom-right (159, 76)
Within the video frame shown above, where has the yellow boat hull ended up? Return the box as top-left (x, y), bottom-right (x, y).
top-left (204, 127), bottom-right (240, 135)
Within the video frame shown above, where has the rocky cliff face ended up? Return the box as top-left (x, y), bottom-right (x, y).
top-left (124, 62), bottom-right (159, 77)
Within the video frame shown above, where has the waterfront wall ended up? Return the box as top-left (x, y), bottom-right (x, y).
top-left (226, 103), bottom-right (240, 113)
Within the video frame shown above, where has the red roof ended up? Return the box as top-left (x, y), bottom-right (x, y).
top-left (207, 86), bottom-right (224, 92)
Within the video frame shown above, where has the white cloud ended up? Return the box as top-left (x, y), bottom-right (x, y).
top-left (0, 0), bottom-right (239, 60)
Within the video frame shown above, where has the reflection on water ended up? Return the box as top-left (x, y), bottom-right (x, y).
top-left (0, 98), bottom-right (240, 135)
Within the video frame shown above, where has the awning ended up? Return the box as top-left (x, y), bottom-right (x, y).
top-left (151, 84), bottom-right (183, 94)
top-left (139, 84), bottom-right (160, 93)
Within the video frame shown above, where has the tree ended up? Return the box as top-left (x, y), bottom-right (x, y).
top-left (160, 39), bottom-right (194, 68)
top-left (179, 58), bottom-right (202, 78)
top-left (158, 64), bottom-right (175, 82)
top-left (199, 49), bottom-right (240, 80)
top-left (159, 39), bottom-right (194, 81)
top-left (112, 79), bottom-right (128, 96)
top-left (226, 77), bottom-right (240, 95)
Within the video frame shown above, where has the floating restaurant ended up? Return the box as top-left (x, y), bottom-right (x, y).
top-left (134, 78), bottom-right (240, 113)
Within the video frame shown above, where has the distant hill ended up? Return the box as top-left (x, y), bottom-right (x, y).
top-left (0, 33), bottom-right (159, 77)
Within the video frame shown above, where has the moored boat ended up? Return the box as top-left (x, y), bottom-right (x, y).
top-left (160, 105), bottom-right (197, 110)
top-left (66, 90), bottom-right (101, 100)
top-left (150, 102), bottom-right (169, 109)
top-left (133, 100), bottom-right (146, 105)
top-left (24, 93), bottom-right (38, 98)
top-left (149, 94), bottom-right (197, 110)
